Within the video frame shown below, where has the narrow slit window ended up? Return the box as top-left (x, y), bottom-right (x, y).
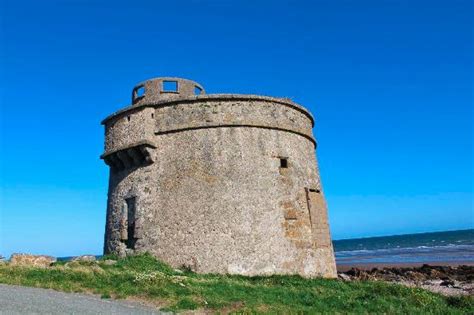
top-left (280, 158), bottom-right (288, 168)
top-left (163, 80), bottom-right (178, 92)
top-left (127, 116), bottom-right (131, 122)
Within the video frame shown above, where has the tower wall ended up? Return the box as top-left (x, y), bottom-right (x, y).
top-left (102, 78), bottom-right (337, 278)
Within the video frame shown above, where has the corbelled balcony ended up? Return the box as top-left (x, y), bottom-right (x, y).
top-left (101, 140), bottom-right (156, 170)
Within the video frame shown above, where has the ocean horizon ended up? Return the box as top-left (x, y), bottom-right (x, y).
top-left (333, 229), bottom-right (474, 265)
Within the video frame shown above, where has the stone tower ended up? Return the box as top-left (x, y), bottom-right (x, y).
top-left (101, 77), bottom-right (336, 278)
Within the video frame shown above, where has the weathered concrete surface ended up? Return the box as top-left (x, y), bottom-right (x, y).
top-left (101, 77), bottom-right (337, 278)
top-left (9, 254), bottom-right (56, 268)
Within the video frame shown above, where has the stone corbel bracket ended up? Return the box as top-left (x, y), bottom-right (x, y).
top-left (101, 141), bottom-right (156, 171)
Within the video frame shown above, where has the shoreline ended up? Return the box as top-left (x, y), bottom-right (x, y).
top-left (337, 262), bottom-right (474, 296)
top-left (337, 261), bottom-right (474, 272)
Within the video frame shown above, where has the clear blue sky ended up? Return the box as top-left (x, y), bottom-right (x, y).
top-left (0, 0), bottom-right (472, 257)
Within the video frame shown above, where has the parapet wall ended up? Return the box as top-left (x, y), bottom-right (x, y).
top-left (153, 98), bottom-right (314, 141)
top-left (131, 77), bottom-right (205, 105)
top-left (102, 95), bottom-right (315, 157)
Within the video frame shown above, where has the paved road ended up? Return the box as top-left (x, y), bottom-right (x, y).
top-left (0, 284), bottom-right (163, 314)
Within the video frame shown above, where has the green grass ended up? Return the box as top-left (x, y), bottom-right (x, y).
top-left (0, 253), bottom-right (472, 313)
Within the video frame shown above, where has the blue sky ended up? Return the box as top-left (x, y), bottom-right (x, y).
top-left (0, 0), bottom-right (472, 257)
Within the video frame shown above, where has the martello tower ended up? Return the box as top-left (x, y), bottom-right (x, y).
top-left (101, 77), bottom-right (336, 278)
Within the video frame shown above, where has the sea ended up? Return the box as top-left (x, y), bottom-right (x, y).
top-left (333, 229), bottom-right (474, 265)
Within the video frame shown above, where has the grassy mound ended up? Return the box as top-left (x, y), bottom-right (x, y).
top-left (0, 253), bottom-right (472, 313)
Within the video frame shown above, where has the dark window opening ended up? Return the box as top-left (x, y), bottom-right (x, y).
top-left (163, 80), bottom-right (178, 92)
top-left (309, 188), bottom-right (321, 193)
top-left (280, 158), bottom-right (288, 168)
top-left (194, 86), bottom-right (203, 95)
top-left (127, 116), bottom-right (130, 122)
top-left (125, 197), bottom-right (137, 249)
top-left (151, 113), bottom-right (154, 118)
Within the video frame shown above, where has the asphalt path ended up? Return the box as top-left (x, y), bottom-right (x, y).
top-left (0, 284), bottom-right (163, 314)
